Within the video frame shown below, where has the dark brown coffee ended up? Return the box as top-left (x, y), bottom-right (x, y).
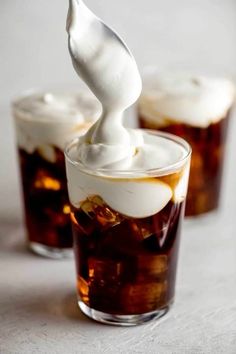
top-left (139, 111), bottom-right (230, 216)
top-left (18, 147), bottom-right (72, 249)
top-left (71, 195), bottom-right (184, 315)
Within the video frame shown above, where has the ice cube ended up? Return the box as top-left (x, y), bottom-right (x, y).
top-left (88, 257), bottom-right (123, 283)
top-left (78, 276), bottom-right (89, 303)
top-left (88, 196), bottom-right (124, 229)
top-left (80, 195), bottom-right (123, 228)
top-left (101, 219), bottom-right (144, 257)
top-left (88, 258), bottom-right (125, 312)
top-left (136, 254), bottom-right (168, 282)
top-left (80, 200), bottom-right (95, 219)
top-left (71, 209), bottom-right (96, 235)
top-left (96, 206), bottom-right (123, 228)
top-left (34, 169), bottom-right (61, 191)
top-left (129, 219), bottom-right (154, 241)
top-left (89, 195), bottom-right (104, 207)
top-left (121, 281), bottom-right (167, 314)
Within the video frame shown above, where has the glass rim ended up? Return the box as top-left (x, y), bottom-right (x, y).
top-left (11, 86), bottom-right (101, 123)
top-left (64, 129), bottom-right (191, 178)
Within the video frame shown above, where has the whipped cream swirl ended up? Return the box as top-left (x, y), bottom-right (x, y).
top-left (67, 0), bottom-right (142, 169)
top-left (66, 1), bottom-right (190, 217)
top-left (67, 0), bottom-right (186, 170)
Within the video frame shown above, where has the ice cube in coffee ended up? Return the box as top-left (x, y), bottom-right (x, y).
top-left (138, 72), bottom-right (235, 216)
top-left (65, 130), bottom-right (191, 324)
top-left (12, 90), bottom-right (101, 258)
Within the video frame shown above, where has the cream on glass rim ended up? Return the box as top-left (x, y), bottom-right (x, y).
top-left (13, 88), bottom-right (101, 258)
top-left (65, 0), bottom-right (191, 326)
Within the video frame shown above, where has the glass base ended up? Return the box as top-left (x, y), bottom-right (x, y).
top-left (29, 242), bottom-right (73, 259)
top-left (79, 301), bottom-right (171, 326)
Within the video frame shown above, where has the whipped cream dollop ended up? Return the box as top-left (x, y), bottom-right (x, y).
top-left (67, 0), bottom-right (187, 170)
top-left (13, 91), bottom-right (101, 122)
top-left (13, 90), bottom-right (101, 159)
top-left (66, 1), bottom-right (191, 218)
top-left (139, 72), bottom-right (235, 128)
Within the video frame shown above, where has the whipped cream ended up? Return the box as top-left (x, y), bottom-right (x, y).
top-left (67, 1), bottom-right (189, 171)
top-left (66, 137), bottom-right (190, 217)
top-left (139, 72), bottom-right (235, 128)
top-left (13, 90), bottom-right (101, 161)
top-left (66, 1), bottom-right (190, 217)
top-left (67, 0), bottom-right (143, 170)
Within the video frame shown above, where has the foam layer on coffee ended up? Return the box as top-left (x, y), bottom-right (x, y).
top-left (13, 91), bottom-right (101, 161)
top-left (139, 73), bottom-right (235, 128)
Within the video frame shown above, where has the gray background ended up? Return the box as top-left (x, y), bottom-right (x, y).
top-left (1, 2), bottom-right (236, 353)
top-left (0, 0), bottom-right (236, 218)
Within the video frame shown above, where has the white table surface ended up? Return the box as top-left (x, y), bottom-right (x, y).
top-left (1, 206), bottom-right (236, 354)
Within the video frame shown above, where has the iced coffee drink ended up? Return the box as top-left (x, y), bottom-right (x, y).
top-left (65, 1), bottom-right (191, 325)
top-left (13, 90), bottom-right (101, 258)
top-left (138, 72), bottom-right (235, 216)
top-left (66, 131), bottom-right (191, 324)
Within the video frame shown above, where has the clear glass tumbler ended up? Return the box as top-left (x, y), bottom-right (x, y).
top-left (65, 130), bottom-right (191, 325)
top-left (138, 70), bottom-right (235, 216)
top-left (12, 89), bottom-right (101, 258)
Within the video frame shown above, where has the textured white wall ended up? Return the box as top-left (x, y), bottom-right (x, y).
top-left (0, 0), bottom-right (236, 218)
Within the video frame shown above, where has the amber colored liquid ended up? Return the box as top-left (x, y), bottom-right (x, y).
top-left (139, 112), bottom-right (230, 216)
top-left (71, 195), bottom-right (184, 315)
top-left (19, 147), bottom-right (72, 248)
